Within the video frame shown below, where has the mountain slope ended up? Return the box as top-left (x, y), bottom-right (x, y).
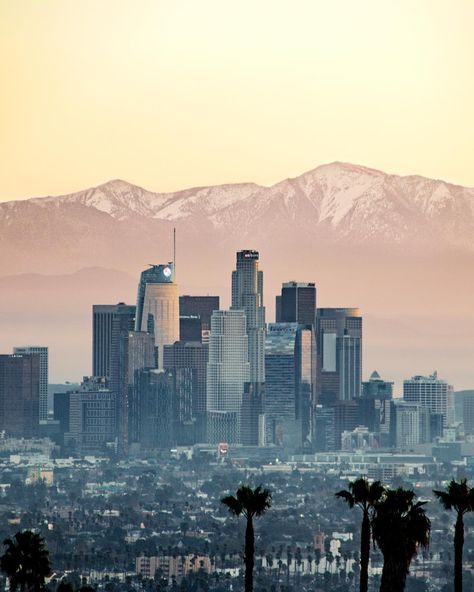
top-left (0, 162), bottom-right (474, 387)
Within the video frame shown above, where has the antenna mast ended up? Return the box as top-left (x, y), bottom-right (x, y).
top-left (173, 227), bottom-right (176, 281)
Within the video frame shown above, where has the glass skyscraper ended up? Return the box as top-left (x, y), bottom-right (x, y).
top-left (13, 346), bottom-right (48, 422)
top-left (231, 250), bottom-right (265, 383)
top-left (206, 309), bottom-right (250, 444)
top-left (278, 282), bottom-right (316, 326)
top-left (316, 307), bottom-right (362, 404)
top-left (135, 263), bottom-right (179, 368)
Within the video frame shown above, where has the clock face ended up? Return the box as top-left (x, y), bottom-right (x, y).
top-left (163, 266), bottom-right (172, 278)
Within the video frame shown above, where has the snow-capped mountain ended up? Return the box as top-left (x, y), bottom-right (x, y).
top-left (2, 162), bottom-right (473, 262)
top-left (1, 162), bottom-right (474, 385)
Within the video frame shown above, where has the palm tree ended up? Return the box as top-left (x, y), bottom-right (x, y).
top-left (372, 488), bottom-right (430, 592)
top-left (221, 485), bottom-right (271, 592)
top-left (0, 530), bottom-right (51, 592)
top-left (433, 478), bottom-right (474, 592)
top-left (336, 477), bottom-right (385, 592)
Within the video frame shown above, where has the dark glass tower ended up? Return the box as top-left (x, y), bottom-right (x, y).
top-left (92, 303), bottom-right (135, 378)
top-left (163, 341), bottom-right (209, 442)
top-left (0, 354), bottom-right (40, 438)
top-left (316, 308), bottom-right (362, 404)
top-left (279, 282), bottom-right (317, 326)
top-left (179, 296), bottom-right (220, 331)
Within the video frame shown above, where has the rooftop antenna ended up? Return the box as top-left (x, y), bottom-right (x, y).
top-left (173, 227), bottom-right (176, 281)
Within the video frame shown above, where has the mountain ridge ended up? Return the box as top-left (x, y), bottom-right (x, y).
top-left (1, 161), bottom-right (474, 386)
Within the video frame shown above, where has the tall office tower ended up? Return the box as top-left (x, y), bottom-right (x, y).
top-left (0, 354), bottom-right (40, 438)
top-left (92, 303), bottom-right (136, 378)
top-left (265, 323), bottom-right (316, 448)
top-left (231, 250), bottom-right (265, 383)
top-left (265, 323), bottom-right (299, 446)
top-left (111, 330), bottom-right (155, 454)
top-left (279, 282), bottom-right (317, 326)
top-left (241, 383), bottom-right (265, 446)
top-left (316, 308), bottom-right (362, 404)
top-left (463, 393), bottom-right (474, 435)
top-left (179, 316), bottom-right (203, 343)
top-left (313, 405), bottom-right (336, 451)
top-left (163, 341), bottom-right (209, 442)
top-left (360, 370), bottom-right (393, 446)
top-left (133, 369), bottom-right (174, 449)
top-left (403, 372), bottom-right (455, 428)
top-left (296, 325), bottom-right (317, 446)
top-left (65, 377), bottom-right (116, 455)
top-left (275, 296), bottom-right (282, 322)
top-left (206, 309), bottom-right (250, 444)
top-left (135, 263), bottom-right (179, 368)
top-left (13, 346), bottom-right (48, 421)
top-left (390, 400), bottom-right (431, 448)
top-left (179, 296), bottom-right (220, 331)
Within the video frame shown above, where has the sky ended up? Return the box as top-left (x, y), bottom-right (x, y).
top-left (0, 0), bottom-right (473, 201)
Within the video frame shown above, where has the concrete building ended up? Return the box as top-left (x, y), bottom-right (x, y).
top-left (65, 377), bottom-right (116, 454)
top-left (341, 426), bottom-right (379, 451)
top-left (13, 346), bottom-right (48, 422)
top-left (390, 400), bottom-right (431, 449)
top-left (403, 372), bottom-right (455, 429)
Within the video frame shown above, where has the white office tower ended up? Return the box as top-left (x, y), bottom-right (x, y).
top-left (13, 346), bottom-right (48, 422)
top-left (231, 250), bottom-right (265, 383)
top-left (206, 309), bottom-right (250, 444)
top-left (403, 372), bottom-right (455, 428)
top-left (135, 263), bottom-right (179, 369)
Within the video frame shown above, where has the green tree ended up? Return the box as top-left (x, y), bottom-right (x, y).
top-left (0, 531), bottom-right (51, 592)
top-left (221, 485), bottom-right (271, 592)
top-left (336, 477), bottom-right (384, 592)
top-left (372, 488), bottom-right (430, 592)
top-left (433, 478), bottom-right (474, 592)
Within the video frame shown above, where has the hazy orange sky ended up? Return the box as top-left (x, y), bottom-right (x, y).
top-left (1, 0), bottom-right (473, 201)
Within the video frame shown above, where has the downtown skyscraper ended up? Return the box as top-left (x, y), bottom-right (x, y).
top-left (13, 346), bottom-right (48, 422)
top-left (206, 309), bottom-right (250, 444)
top-left (135, 263), bottom-right (179, 368)
top-left (231, 250), bottom-right (265, 383)
top-left (276, 282), bottom-right (316, 326)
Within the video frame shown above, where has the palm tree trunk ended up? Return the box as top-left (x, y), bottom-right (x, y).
top-left (380, 556), bottom-right (407, 592)
top-left (454, 512), bottom-right (464, 592)
top-left (245, 515), bottom-right (254, 592)
top-left (360, 509), bottom-right (370, 592)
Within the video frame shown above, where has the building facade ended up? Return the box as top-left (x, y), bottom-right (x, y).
top-left (0, 354), bottom-right (40, 438)
top-left (65, 377), bottom-right (116, 454)
top-left (403, 372), bottom-right (454, 429)
top-left (206, 309), bottom-right (250, 444)
top-left (231, 250), bottom-right (266, 384)
top-left (92, 303), bottom-right (136, 378)
top-left (278, 282), bottom-right (316, 326)
top-left (13, 346), bottom-right (48, 422)
top-left (316, 308), bottom-right (362, 404)
top-left (135, 263), bottom-right (179, 368)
